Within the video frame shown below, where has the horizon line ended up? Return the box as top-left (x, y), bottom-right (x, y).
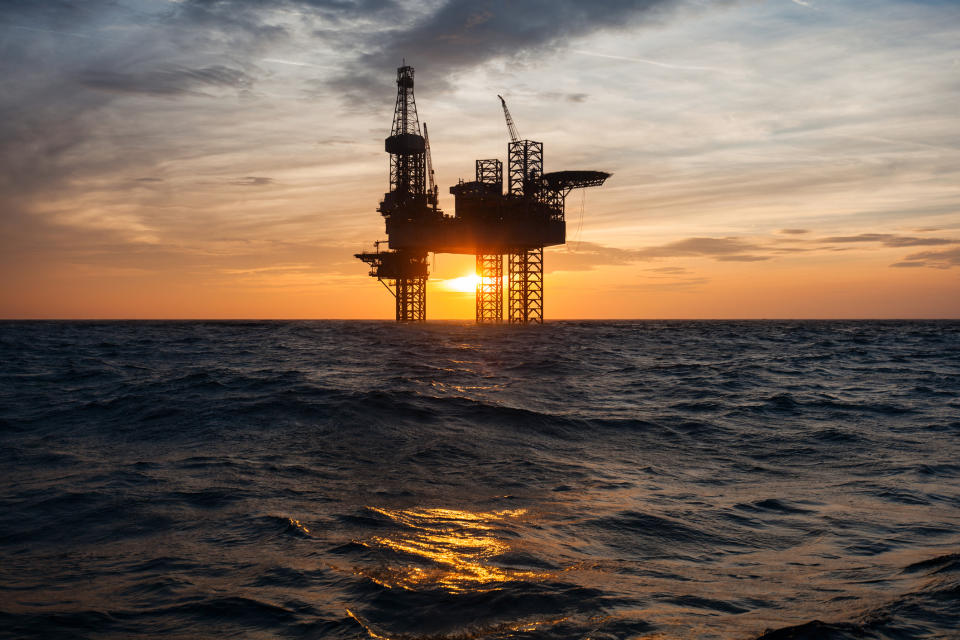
top-left (2, 318), bottom-right (958, 322)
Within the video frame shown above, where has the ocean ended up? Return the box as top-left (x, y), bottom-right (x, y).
top-left (0, 320), bottom-right (958, 639)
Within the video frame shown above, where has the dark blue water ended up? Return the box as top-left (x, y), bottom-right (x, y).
top-left (1, 321), bottom-right (958, 639)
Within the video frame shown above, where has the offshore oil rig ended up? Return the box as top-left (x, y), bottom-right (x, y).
top-left (356, 65), bottom-right (609, 323)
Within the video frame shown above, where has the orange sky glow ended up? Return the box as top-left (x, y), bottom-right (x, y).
top-left (2, 0), bottom-right (958, 319)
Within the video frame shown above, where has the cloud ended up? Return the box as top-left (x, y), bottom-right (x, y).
top-left (548, 237), bottom-right (771, 272)
top-left (820, 233), bottom-right (957, 247)
top-left (571, 48), bottom-right (729, 73)
top-left (536, 91), bottom-right (589, 103)
top-left (161, 0), bottom-right (697, 107)
top-left (210, 0), bottom-right (404, 20)
top-left (165, 1), bottom-right (292, 48)
top-left (891, 246), bottom-right (960, 269)
top-left (616, 277), bottom-right (710, 291)
top-left (373, 1), bottom-right (679, 68)
top-left (780, 228), bottom-right (809, 235)
top-left (633, 236), bottom-right (764, 258)
top-left (715, 254), bottom-right (770, 262)
top-left (647, 266), bottom-right (690, 274)
top-left (1, 0), bottom-right (101, 25)
top-left (78, 65), bottom-right (256, 97)
top-left (547, 241), bottom-right (639, 272)
top-left (230, 176), bottom-right (274, 186)
top-left (330, 0), bottom-right (687, 100)
top-left (0, 4), bottom-right (269, 207)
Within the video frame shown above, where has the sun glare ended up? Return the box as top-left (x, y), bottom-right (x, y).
top-left (443, 274), bottom-right (481, 293)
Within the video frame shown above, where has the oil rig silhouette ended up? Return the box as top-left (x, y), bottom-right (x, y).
top-left (356, 65), bottom-right (609, 323)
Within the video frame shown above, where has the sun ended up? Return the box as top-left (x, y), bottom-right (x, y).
top-left (443, 273), bottom-right (481, 293)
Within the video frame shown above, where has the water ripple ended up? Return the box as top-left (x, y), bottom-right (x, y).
top-left (0, 320), bottom-right (958, 638)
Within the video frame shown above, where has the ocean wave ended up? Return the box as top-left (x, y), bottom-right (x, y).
top-left (1, 321), bottom-right (958, 639)
top-left (755, 552), bottom-right (960, 639)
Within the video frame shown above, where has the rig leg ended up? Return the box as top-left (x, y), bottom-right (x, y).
top-left (396, 277), bottom-right (426, 322)
top-left (476, 254), bottom-right (503, 323)
top-left (508, 247), bottom-right (543, 324)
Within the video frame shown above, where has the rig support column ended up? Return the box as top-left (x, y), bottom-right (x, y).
top-left (476, 253), bottom-right (503, 323)
top-left (396, 277), bottom-right (426, 322)
top-left (508, 247), bottom-right (543, 324)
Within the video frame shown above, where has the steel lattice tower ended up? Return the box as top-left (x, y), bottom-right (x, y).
top-left (475, 254), bottom-right (503, 323)
top-left (505, 138), bottom-right (544, 323)
top-left (508, 248), bottom-right (543, 324)
top-left (507, 140), bottom-right (543, 197)
top-left (396, 275), bottom-right (426, 323)
top-left (388, 66), bottom-right (426, 201)
top-left (476, 159), bottom-right (502, 188)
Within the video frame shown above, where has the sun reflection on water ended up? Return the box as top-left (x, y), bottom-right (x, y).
top-left (287, 518), bottom-right (310, 534)
top-left (356, 506), bottom-right (549, 593)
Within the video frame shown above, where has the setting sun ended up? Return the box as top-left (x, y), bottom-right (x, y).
top-left (443, 274), bottom-right (481, 293)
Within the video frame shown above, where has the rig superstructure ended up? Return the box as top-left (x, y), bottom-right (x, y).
top-left (356, 65), bottom-right (609, 323)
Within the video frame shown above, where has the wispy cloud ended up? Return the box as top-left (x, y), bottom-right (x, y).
top-left (552, 231), bottom-right (960, 274)
top-left (9, 24), bottom-right (92, 39)
top-left (230, 176), bottom-right (274, 186)
top-left (333, 0), bottom-right (688, 101)
top-left (891, 246), bottom-right (960, 269)
top-left (647, 266), bottom-right (690, 275)
top-left (820, 234), bottom-right (957, 248)
top-left (571, 49), bottom-right (730, 73)
top-left (634, 237), bottom-right (765, 259)
top-left (261, 58), bottom-right (336, 70)
top-left (548, 237), bottom-right (771, 272)
top-left (78, 65), bottom-right (255, 97)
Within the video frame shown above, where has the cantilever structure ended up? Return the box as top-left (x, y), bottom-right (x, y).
top-left (356, 65), bottom-right (610, 323)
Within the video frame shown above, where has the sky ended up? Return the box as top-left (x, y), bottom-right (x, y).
top-left (1, 0), bottom-right (958, 319)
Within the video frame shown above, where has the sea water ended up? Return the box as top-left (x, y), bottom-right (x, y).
top-left (1, 321), bottom-right (958, 638)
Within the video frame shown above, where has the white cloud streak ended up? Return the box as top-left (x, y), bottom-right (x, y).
top-left (570, 48), bottom-right (732, 73)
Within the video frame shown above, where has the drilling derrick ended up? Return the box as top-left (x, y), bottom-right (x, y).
top-left (356, 65), bottom-right (610, 323)
top-left (356, 65), bottom-right (435, 322)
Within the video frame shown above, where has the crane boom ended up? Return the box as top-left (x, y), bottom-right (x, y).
top-left (423, 122), bottom-right (438, 207)
top-left (498, 94), bottom-right (520, 143)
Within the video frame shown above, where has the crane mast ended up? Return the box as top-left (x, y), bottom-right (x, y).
top-left (423, 122), bottom-right (438, 209)
top-left (498, 95), bottom-right (520, 143)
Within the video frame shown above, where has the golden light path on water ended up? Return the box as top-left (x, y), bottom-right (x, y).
top-left (357, 507), bottom-right (548, 592)
top-left (345, 506), bottom-right (570, 639)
